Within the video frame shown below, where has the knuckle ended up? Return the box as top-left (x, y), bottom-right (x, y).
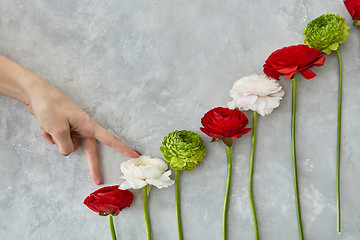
top-left (50, 126), bottom-right (69, 137)
top-left (109, 135), bottom-right (119, 147)
top-left (40, 129), bottom-right (47, 136)
top-left (77, 114), bottom-right (89, 125)
top-left (58, 146), bottom-right (74, 155)
top-left (77, 115), bottom-right (95, 135)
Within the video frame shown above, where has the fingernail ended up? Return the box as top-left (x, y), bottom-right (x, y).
top-left (62, 153), bottom-right (70, 156)
top-left (134, 150), bottom-right (142, 156)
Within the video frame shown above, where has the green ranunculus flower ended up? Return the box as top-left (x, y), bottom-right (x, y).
top-left (160, 130), bottom-right (206, 171)
top-left (304, 13), bottom-right (350, 54)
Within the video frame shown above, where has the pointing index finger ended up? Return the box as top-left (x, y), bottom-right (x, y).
top-left (94, 123), bottom-right (140, 158)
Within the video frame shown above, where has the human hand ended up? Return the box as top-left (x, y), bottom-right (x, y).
top-left (25, 78), bottom-right (140, 185)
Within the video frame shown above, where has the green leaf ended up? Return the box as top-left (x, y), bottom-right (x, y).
top-left (221, 138), bottom-right (233, 148)
top-left (353, 19), bottom-right (360, 26)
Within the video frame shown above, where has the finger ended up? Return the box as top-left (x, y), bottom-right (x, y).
top-left (49, 124), bottom-right (75, 155)
top-left (94, 124), bottom-right (140, 158)
top-left (25, 104), bottom-right (34, 116)
top-left (40, 127), bottom-right (55, 145)
top-left (82, 138), bottom-right (102, 185)
top-left (72, 137), bottom-right (79, 152)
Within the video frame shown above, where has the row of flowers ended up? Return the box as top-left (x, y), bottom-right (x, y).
top-left (83, 2), bottom-right (360, 240)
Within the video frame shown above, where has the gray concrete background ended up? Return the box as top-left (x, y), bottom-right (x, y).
top-left (1, 0), bottom-right (360, 239)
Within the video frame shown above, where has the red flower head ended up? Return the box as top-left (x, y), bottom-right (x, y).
top-left (84, 185), bottom-right (133, 216)
top-left (263, 44), bottom-right (325, 80)
top-left (200, 107), bottom-right (251, 140)
top-left (344, 0), bottom-right (360, 21)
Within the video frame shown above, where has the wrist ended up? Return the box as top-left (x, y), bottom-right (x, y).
top-left (21, 75), bottom-right (48, 105)
top-left (0, 55), bottom-right (49, 105)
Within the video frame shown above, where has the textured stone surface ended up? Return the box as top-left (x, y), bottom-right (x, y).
top-left (1, 0), bottom-right (360, 239)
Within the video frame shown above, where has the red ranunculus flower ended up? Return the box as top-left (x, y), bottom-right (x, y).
top-left (263, 44), bottom-right (325, 80)
top-left (200, 107), bottom-right (251, 140)
top-left (84, 185), bottom-right (133, 216)
top-left (344, 0), bottom-right (360, 20)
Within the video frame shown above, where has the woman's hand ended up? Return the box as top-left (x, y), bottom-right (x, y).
top-left (0, 55), bottom-right (140, 185)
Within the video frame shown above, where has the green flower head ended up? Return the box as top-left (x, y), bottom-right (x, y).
top-left (160, 130), bottom-right (206, 171)
top-left (304, 13), bottom-right (350, 54)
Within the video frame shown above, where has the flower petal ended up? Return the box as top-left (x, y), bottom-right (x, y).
top-left (119, 181), bottom-right (133, 190)
top-left (263, 44), bottom-right (325, 80)
top-left (123, 177), bottom-right (147, 189)
top-left (146, 170), bottom-right (175, 189)
top-left (299, 68), bottom-right (317, 80)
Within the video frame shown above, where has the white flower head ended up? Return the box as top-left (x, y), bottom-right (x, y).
top-left (119, 156), bottom-right (175, 190)
top-left (228, 74), bottom-right (285, 116)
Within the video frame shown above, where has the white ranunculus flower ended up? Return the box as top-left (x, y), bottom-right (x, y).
top-left (228, 74), bottom-right (285, 116)
top-left (119, 156), bottom-right (175, 190)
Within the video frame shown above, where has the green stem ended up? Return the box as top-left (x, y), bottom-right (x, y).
top-left (249, 111), bottom-right (259, 240)
top-left (223, 144), bottom-right (232, 240)
top-left (175, 170), bottom-right (183, 240)
top-left (336, 49), bottom-right (342, 234)
top-left (143, 186), bottom-right (152, 240)
top-left (292, 74), bottom-right (304, 240)
top-left (109, 215), bottom-right (117, 240)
